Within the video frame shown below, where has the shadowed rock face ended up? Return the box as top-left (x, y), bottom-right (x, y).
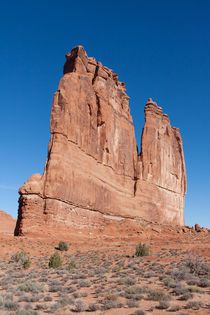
top-left (15, 46), bottom-right (186, 236)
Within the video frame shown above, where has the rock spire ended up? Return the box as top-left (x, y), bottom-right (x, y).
top-left (15, 46), bottom-right (186, 236)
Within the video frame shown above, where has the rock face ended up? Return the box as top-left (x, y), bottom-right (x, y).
top-left (0, 210), bottom-right (16, 235)
top-left (15, 46), bottom-right (186, 236)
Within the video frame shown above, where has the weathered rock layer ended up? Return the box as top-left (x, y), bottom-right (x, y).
top-left (15, 46), bottom-right (186, 236)
top-left (0, 210), bottom-right (16, 235)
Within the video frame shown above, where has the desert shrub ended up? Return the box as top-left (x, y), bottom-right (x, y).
top-left (88, 303), bottom-right (100, 311)
top-left (118, 277), bottom-right (136, 285)
top-left (103, 299), bottom-right (122, 310)
top-left (199, 277), bottom-right (210, 287)
top-left (59, 295), bottom-right (74, 307)
top-left (163, 278), bottom-right (177, 288)
top-left (127, 300), bottom-right (139, 308)
top-left (106, 293), bottom-right (119, 301)
top-left (134, 294), bottom-right (144, 301)
top-left (169, 304), bottom-right (180, 312)
top-left (4, 300), bottom-right (19, 310)
top-left (147, 289), bottom-right (171, 301)
top-left (156, 300), bottom-right (170, 309)
top-left (124, 292), bottom-right (143, 300)
top-left (11, 252), bottom-right (31, 269)
top-left (186, 277), bottom-right (198, 285)
top-left (185, 255), bottom-right (209, 276)
top-left (35, 304), bottom-right (46, 310)
top-left (79, 280), bottom-right (92, 287)
top-left (65, 286), bottom-right (76, 293)
top-left (179, 292), bottom-right (193, 300)
top-left (185, 300), bottom-right (203, 310)
top-left (144, 272), bottom-right (155, 278)
top-left (50, 303), bottom-right (61, 312)
top-left (112, 265), bottom-right (121, 272)
top-left (72, 272), bottom-right (86, 280)
top-left (173, 284), bottom-right (187, 296)
top-left (125, 285), bottom-right (143, 294)
top-left (50, 279), bottom-right (60, 286)
top-left (49, 252), bottom-right (62, 268)
top-left (39, 277), bottom-right (48, 283)
top-left (68, 260), bottom-right (76, 270)
top-left (75, 300), bottom-right (86, 312)
top-left (171, 267), bottom-right (189, 281)
top-left (3, 292), bottom-right (13, 301)
top-left (49, 284), bottom-right (63, 292)
top-left (73, 292), bottom-right (80, 299)
top-left (58, 241), bottom-right (69, 251)
top-left (18, 295), bottom-right (41, 303)
top-left (18, 280), bottom-right (46, 293)
top-left (135, 243), bottom-right (149, 257)
top-left (44, 295), bottom-right (53, 302)
top-left (187, 285), bottom-right (201, 293)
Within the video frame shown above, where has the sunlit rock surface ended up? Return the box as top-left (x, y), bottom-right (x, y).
top-left (15, 46), bottom-right (186, 236)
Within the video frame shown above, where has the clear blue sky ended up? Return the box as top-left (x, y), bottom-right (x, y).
top-left (1, 0), bottom-right (209, 228)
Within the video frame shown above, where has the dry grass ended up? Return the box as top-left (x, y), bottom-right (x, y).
top-left (0, 224), bottom-right (209, 314)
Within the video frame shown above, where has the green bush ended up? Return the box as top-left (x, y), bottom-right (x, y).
top-left (118, 277), bottom-right (136, 285)
top-left (58, 241), bottom-right (69, 251)
top-left (187, 285), bottom-right (201, 293)
top-left (147, 289), bottom-right (171, 301)
top-left (135, 243), bottom-right (149, 257)
top-left (68, 260), bottom-right (76, 270)
top-left (18, 280), bottom-right (46, 292)
top-left (11, 252), bottom-right (31, 269)
top-left (49, 252), bottom-right (62, 268)
top-left (125, 285), bottom-right (143, 294)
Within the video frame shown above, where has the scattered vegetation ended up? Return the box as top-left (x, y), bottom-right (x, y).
top-left (58, 241), bottom-right (69, 251)
top-left (147, 289), bottom-right (171, 301)
top-left (0, 236), bottom-right (209, 314)
top-left (18, 280), bottom-right (46, 292)
top-left (185, 300), bottom-right (203, 310)
top-left (156, 300), bottom-right (170, 309)
top-left (185, 255), bottom-right (209, 276)
top-left (11, 252), bottom-right (31, 269)
top-left (49, 252), bottom-right (62, 268)
top-left (135, 243), bottom-right (149, 257)
top-left (68, 260), bottom-right (76, 270)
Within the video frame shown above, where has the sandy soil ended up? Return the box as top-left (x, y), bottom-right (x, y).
top-left (0, 216), bottom-right (209, 314)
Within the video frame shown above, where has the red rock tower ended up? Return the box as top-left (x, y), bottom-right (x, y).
top-left (15, 46), bottom-right (186, 236)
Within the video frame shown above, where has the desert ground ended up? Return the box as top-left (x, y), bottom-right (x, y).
top-left (0, 213), bottom-right (209, 315)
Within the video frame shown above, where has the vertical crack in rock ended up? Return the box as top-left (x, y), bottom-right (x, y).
top-left (92, 65), bottom-right (99, 85)
top-left (134, 177), bottom-right (138, 197)
top-left (14, 47), bottom-right (187, 236)
top-left (96, 93), bottom-right (105, 127)
top-left (88, 103), bottom-right (92, 116)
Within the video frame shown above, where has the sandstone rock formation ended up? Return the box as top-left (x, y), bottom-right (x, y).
top-left (15, 46), bottom-right (186, 236)
top-left (0, 210), bottom-right (16, 235)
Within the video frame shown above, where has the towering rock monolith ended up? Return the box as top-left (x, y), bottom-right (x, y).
top-left (15, 46), bottom-right (186, 236)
